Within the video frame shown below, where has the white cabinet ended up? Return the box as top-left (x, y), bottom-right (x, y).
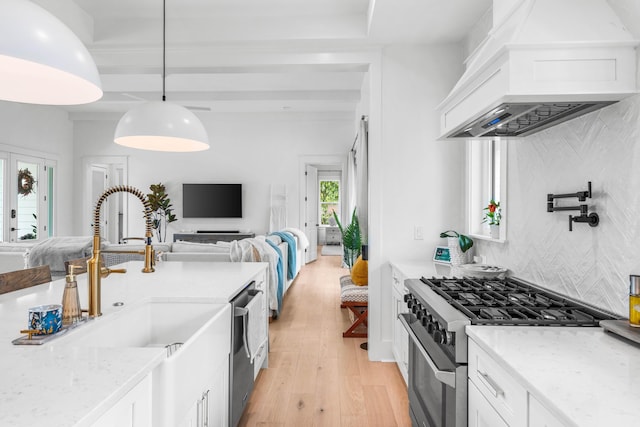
top-left (253, 269), bottom-right (269, 378)
top-left (390, 264), bottom-right (409, 384)
top-left (529, 395), bottom-right (566, 427)
top-left (325, 227), bottom-right (341, 245)
top-left (153, 304), bottom-right (231, 427)
top-left (92, 375), bottom-right (152, 427)
top-left (468, 380), bottom-right (508, 427)
top-left (469, 339), bottom-right (568, 427)
top-left (178, 367), bottom-right (228, 427)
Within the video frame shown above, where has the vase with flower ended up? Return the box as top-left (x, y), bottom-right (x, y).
top-left (483, 199), bottom-right (501, 239)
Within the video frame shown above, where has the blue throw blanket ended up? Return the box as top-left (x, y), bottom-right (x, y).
top-left (265, 239), bottom-right (284, 315)
top-left (270, 231), bottom-right (297, 280)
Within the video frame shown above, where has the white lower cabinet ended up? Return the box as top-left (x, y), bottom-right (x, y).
top-left (178, 364), bottom-right (228, 427)
top-left (92, 375), bottom-right (152, 427)
top-left (253, 270), bottom-right (269, 378)
top-left (468, 380), bottom-right (508, 427)
top-left (469, 338), bottom-right (568, 427)
top-left (153, 304), bottom-right (232, 427)
top-left (390, 265), bottom-right (409, 384)
top-left (529, 395), bottom-right (566, 427)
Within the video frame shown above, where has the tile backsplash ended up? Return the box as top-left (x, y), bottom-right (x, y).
top-left (478, 94), bottom-right (640, 317)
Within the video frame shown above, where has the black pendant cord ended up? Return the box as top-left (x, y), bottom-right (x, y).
top-left (162, 0), bottom-right (166, 102)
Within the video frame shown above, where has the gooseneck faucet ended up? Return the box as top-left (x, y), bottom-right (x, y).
top-left (87, 185), bottom-right (155, 317)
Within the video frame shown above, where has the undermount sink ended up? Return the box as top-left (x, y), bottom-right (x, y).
top-left (60, 299), bottom-right (228, 352)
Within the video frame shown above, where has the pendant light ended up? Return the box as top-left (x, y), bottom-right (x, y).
top-left (0, 0), bottom-right (102, 105)
top-left (114, 0), bottom-right (209, 152)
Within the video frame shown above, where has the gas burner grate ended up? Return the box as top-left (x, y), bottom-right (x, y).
top-left (418, 275), bottom-right (616, 326)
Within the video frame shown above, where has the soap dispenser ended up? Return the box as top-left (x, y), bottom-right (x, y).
top-left (630, 275), bottom-right (640, 327)
top-left (62, 265), bottom-right (82, 325)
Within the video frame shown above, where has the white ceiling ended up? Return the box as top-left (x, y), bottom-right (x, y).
top-left (34, 0), bottom-right (492, 120)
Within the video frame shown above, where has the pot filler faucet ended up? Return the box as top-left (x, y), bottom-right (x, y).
top-left (87, 185), bottom-right (155, 317)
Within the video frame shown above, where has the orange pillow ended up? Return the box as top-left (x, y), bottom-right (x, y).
top-left (351, 255), bottom-right (368, 286)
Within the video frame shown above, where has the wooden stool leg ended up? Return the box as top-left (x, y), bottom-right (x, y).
top-left (342, 304), bottom-right (368, 338)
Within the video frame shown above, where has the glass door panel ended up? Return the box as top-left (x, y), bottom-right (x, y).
top-left (16, 161), bottom-right (38, 241)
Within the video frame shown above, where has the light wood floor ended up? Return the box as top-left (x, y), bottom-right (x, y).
top-left (239, 247), bottom-right (412, 427)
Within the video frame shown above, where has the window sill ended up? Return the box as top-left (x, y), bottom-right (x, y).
top-left (469, 233), bottom-right (506, 244)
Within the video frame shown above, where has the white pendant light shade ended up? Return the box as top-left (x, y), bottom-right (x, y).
top-left (114, 101), bottom-right (210, 152)
top-left (0, 0), bottom-right (102, 105)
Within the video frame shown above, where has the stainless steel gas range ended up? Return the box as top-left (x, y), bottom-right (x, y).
top-left (399, 276), bottom-right (618, 427)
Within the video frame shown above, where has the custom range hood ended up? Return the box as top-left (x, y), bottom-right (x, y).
top-left (438, 0), bottom-right (639, 139)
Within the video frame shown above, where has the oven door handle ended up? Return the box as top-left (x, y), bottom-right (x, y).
top-left (399, 313), bottom-right (456, 389)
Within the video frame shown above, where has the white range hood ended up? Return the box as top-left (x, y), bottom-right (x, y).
top-left (437, 0), bottom-right (639, 139)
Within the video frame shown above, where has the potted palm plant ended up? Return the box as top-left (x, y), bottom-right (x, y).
top-left (333, 208), bottom-right (362, 270)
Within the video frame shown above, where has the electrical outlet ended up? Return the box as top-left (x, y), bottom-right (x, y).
top-left (414, 226), bottom-right (424, 240)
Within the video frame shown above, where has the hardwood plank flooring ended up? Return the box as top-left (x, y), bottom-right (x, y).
top-left (239, 247), bottom-right (411, 427)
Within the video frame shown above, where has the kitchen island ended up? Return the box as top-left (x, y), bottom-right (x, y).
top-left (0, 261), bottom-right (267, 427)
top-left (467, 325), bottom-right (640, 427)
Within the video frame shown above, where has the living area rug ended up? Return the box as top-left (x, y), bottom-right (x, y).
top-left (321, 245), bottom-right (343, 256)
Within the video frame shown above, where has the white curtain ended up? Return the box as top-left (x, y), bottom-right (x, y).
top-left (345, 149), bottom-right (357, 226)
top-left (355, 117), bottom-right (369, 242)
top-left (269, 184), bottom-right (287, 232)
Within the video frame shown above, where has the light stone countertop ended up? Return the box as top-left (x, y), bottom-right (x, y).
top-left (389, 260), bottom-right (451, 281)
top-left (0, 260), bottom-right (268, 427)
top-left (466, 325), bottom-right (640, 427)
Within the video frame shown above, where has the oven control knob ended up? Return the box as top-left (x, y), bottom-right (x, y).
top-left (427, 321), bottom-right (438, 334)
top-left (406, 298), bottom-right (414, 310)
top-left (412, 303), bottom-right (422, 314)
top-left (434, 330), bottom-right (453, 345)
top-left (403, 294), bottom-right (411, 303)
top-left (416, 310), bottom-right (425, 321)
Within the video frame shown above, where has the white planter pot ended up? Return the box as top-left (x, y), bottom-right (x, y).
top-left (490, 225), bottom-right (500, 239)
top-left (447, 237), bottom-right (470, 266)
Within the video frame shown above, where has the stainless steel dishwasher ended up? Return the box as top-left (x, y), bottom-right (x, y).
top-left (229, 281), bottom-right (260, 427)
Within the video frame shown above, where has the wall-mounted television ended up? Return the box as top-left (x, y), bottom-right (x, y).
top-left (182, 183), bottom-right (242, 218)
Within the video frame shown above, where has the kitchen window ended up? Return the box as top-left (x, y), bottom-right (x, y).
top-left (466, 139), bottom-right (507, 241)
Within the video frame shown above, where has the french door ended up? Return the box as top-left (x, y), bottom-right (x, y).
top-left (3, 154), bottom-right (54, 243)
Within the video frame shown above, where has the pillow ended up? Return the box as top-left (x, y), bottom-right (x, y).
top-left (350, 255), bottom-right (368, 286)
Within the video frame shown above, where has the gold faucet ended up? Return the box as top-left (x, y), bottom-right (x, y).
top-left (87, 185), bottom-right (155, 317)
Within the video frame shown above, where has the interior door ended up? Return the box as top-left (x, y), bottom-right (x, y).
top-left (10, 155), bottom-right (44, 242)
top-left (305, 165), bottom-right (318, 263)
top-left (90, 165), bottom-right (108, 241)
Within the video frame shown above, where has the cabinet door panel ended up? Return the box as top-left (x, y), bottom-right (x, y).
top-left (529, 395), bottom-right (566, 427)
top-left (92, 375), bottom-right (152, 427)
top-left (469, 380), bottom-right (509, 427)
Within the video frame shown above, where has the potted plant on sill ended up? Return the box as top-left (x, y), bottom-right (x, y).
top-left (439, 230), bottom-right (473, 266)
top-left (482, 199), bottom-right (501, 239)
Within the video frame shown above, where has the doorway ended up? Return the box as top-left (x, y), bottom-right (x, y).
top-left (82, 156), bottom-right (128, 243)
top-left (299, 155), bottom-right (347, 264)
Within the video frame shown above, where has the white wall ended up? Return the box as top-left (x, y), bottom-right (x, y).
top-left (0, 101), bottom-right (75, 236)
top-left (73, 112), bottom-right (354, 240)
top-left (371, 44), bottom-right (466, 359)
top-left (477, 94), bottom-right (640, 317)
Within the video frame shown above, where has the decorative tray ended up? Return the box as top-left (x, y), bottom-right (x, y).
top-left (12, 318), bottom-right (89, 345)
top-left (600, 319), bottom-right (640, 346)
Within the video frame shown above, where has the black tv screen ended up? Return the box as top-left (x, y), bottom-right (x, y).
top-left (182, 184), bottom-right (242, 218)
